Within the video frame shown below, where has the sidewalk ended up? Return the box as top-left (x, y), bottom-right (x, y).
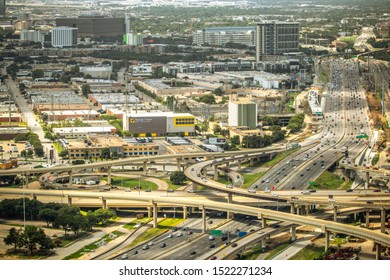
top-left (46, 217), bottom-right (134, 260)
top-left (271, 233), bottom-right (320, 260)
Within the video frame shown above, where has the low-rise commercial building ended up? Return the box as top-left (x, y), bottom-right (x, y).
top-left (79, 65), bottom-right (113, 79)
top-left (41, 110), bottom-right (100, 121)
top-left (52, 126), bottom-right (116, 138)
top-left (123, 112), bottom-right (195, 136)
top-left (66, 135), bottom-right (159, 159)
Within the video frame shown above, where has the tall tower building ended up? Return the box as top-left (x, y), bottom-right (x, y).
top-left (255, 21), bottom-right (299, 62)
top-left (125, 14), bottom-right (131, 34)
top-left (0, 0), bottom-right (6, 18)
top-left (51, 27), bottom-right (78, 48)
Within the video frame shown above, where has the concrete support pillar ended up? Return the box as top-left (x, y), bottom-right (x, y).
top-left (162, 164), bottom-right (166, 171)
top-left (297, 207), bottom-right (301, 216)
top-left (227, 192), bottom-right (234, 219)
top-left (68, 170), bottom-right (73, 188)
top-left (250, 158), bottom-right (254, 166)
top-left (237, 160), bottom-right (241, 170)
top-left (176, 158), bottom-right (181, 172)
top-left (380, 208), bottom-right (386, 234)
top-left (192, 182), bottom-right (198, 191)
top-left (290, 226), bottom-right (296, 241)
top-left (188, 207), bottom-right (193, 215)
top-left (375, 243), bottom-right (381, 260)
top-left (333, 206), bottom-right (338, 222)
top-left (101, 198), bottom-right (107, 209)
top-left (226, 162), bottom-right (230, 169)
top-left (353, 212), bottom-right (357, 221)
top-left (213, 165), bottom-right (218, 180)
top-left (366, 171), bottom-right (370, 188)
top-left (32, 194), bottom-right (37, 200)
top-left (305, 205), bottom-right (310, 216)
top-left (325, 230), bottom-right (330, 252)
top-left (183, 206), bottom-right (187, 220)
top-left (261, 215), bottom-right (267, 228)
top-left (261, 239), bottom-right (267, 249)
top-left (152, 201), bottom-right (158, 228)
top-left (147, 206), bottom-right (152, 218)
top-left (290, 203), bottom-right (295, 215)
top-left (201, 206), bottom-right (206, 233)
top-left (67, 196), bottom-right (72, 206)
top-left (107, 166), bottom-right (112, 185)
top-left (366, 211), bottom-right (370, 228)
top-left (227, 192), bottom-right (233, 204)
top-left (143, 161), bottom-right (148, 176)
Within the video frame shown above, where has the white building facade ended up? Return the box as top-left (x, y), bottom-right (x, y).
top-left (51, 26), bottom-right (78, 48)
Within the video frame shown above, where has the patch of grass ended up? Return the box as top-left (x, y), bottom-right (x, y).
top-left (216, 175), bottom-right (229, 185)
top-left (256, 149), bottom-right (299, 168)
top-left (63, 230), bottom-right (124, 260)
top-left (243, 171), bottom-right (267, 188)
top-left (309, 171), bottom-right (349, 190)
top-left (59, 231), bottom-right (89, 247)
top-left (264, 241), bottom-right (291, 260)
top-left (241, 243), bottom-right (265, 260)
top-left (111, 177), bottom-right (158, 190)
top-left (289, 244), bottom-right (325, 260)
top-left (123, 218), bottom-right (150, 230)
top-left (164, 179), bottom-right (185, 190)
top-left (128, 218), bottom-right (184, 248)
top-left (339, 35), bottom-right (358, 43)
top-left (53, 142), bottom-right (63, 153)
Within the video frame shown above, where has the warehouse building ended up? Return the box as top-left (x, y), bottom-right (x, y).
top-left (123, 112), bottom-right (195, 136)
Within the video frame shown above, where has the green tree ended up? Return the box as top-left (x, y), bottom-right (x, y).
top-left (231, 135), bottom-right (240, 145)
top-left (86, 210), bottom-right (98, 230)
top-left (101, 147), bottom-right (110, 159)
top-left (20, 225), bottom-right (51, 255)
top-left (38, 208), bottom-right (58, 227)
top-left (4, 227), bottom-right (23, 252)
top-left (170, 171), bottom-right (187, 185)
top-left (213, 125), bottom-right (222, 135)
top-left (59, 149), bottom-right (69, 158)
top-left (81, 84), bottom-right (91, 97)
top-left (94, 208), bottom-right (116, 226)
top-left (198, 94), bottom-right (216, 104)
top-left (32, 69), bottom-right (44, 79)
top-left (53, 206), bottom-right (81, 238)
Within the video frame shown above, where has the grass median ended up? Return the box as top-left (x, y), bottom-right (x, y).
top-left (127, 218), bottom-right (184, 248)
top-left (63, 230), bottom-right (124, 260)
top-left (111, 177), bottom-right (158, 190)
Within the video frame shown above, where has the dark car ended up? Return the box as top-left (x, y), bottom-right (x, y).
top-left (209, 244), bottom-right (216, 249)
top-left (231, 243), bottom-right (238, 248)
top-left (160, 243), bottom-right (166, 248)
top-left (190, 251), bottom-right (196, 255)
top-left (346, 189), bottom-right (353, 193)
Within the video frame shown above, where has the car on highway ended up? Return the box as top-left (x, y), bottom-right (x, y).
top-left (346, 189), bottom-right (353, 193)
top-left (160, 243), bottom-right (167, 248)
top-left (231, 243), bottom-right (238, 247)
top-left (132, 250), bottom-right (138, 255)
top-left (148, 241), bottom-right (154, 246)
top-left (176, 232), bottom-right (183, 237)
top-left (121, 253), bottom-right (128, 259)
top-left (168, 233), bottom-right (173, 238)
top-left (301, 190), bottom-right (311, 194)
top-left (226, 184), bottom-right (233, 189)
top-left (385, 190), bottom-right (390, 193)
top-left (142, 245), bottom-right (149, 250)
top-left (190, 251), bottom-right (196, 255)
top-left (208, 235), bottom-right (215, 241)
top-left (209, 244), bottom-right (216, 248)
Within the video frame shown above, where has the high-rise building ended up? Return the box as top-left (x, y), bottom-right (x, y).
top-left (124, 32), bottom-right (144, 46)
top-left (193, 26), bottom-right (255, 47)
top-left (51, 27), bottom-right (77, 48)
top-left (0, 0), bottom-right (6, 18)
top-left (56, 16), bottom-right (125, 39)
top-left (20, 29), bottom-right (44, 44)
top-left (228, 99), bottom-right (258, 128)
top-left (255, 21), bottom-right (300, 62)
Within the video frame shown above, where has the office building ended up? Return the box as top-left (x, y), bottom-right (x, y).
top-left (56, 16), bottom-right (125, 38)
top-left (0, 0), bottom-right (5, 18)
top-left (51, 27), bottom-right (77, 48)
top-left (228, 99), bottom-right (258, 128)
top-left (20, 29), bottom-right (44, 44)
top-left (123, 112), bottom-right (195, 136)
top-left (124, 32), bottom-right (144, 46)
top-left (79, 65), bottom-right (113, 79)
top-left (193, 26), bottom-right (255, 46)
top-left (256, 21), bottom-right (299, 62)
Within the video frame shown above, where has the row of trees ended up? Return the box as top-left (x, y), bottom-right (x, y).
top-left (4, 226), bottom-right (54, 255)
top-left (14, 133), bottom-right (44, 157)
top-left (0, 199), bottom-right (116, 238)
top-left (287, 113), bottom-right (305, 133)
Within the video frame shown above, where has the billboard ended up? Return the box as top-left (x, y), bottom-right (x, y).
top-left (209, 138), bottom-right (226, 145)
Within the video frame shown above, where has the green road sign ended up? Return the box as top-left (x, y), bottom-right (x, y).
top-left (309, 181), bottom-right (314, 185)
top-left (211, 230), bottom-right (222, 236)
